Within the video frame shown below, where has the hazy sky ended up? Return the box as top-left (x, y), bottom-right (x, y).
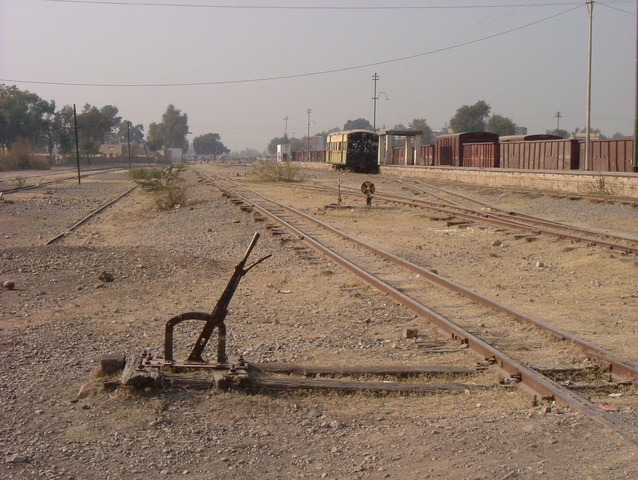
top-left (1, 0), bottom-right (635, 152)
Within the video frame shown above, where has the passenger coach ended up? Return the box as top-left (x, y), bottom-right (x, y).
top-left (326, 130), bottom-right (379, 173)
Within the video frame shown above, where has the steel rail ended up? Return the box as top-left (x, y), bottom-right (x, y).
top-left (1, 167), bottom-right (126, 195)
top-left (382, 172), bottom-right (638, 205)
top-left (44, 184), bottom-right (139, 245)
top-left (348, 188), bottom-right (638, 254)
top-left (211, 175), bottom-right (638, 381)
top-left (396, 178), bottom-right (638, 245)
top-left (204, 172), bottom-right (638, 445)
top-left (252, 181), bottom-right (637, 253)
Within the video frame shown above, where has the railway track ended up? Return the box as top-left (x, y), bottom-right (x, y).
top-left (398, 175), bottom-right (638, 205)
top-left (396, 177), bottom-right (638, 247)
top-left (0, 166), bottom-right (126, 195)
top-left (266, 178), bottom-right (638, 254)
top-left (195, 168), bottom-right (637, 445)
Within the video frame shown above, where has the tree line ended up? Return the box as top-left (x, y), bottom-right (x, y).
top-left (267, 100), bottom-right (624, 155)
top-left (0, 84), bottom-right (229, 169)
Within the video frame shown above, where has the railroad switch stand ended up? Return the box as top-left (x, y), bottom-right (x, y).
top-left (361, 181), bottom-right (375, 206)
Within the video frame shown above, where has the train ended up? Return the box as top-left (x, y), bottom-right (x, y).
top-left (291, 130), bottom-right (635, 173)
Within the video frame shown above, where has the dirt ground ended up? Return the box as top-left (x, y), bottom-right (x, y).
top-left (0, 164), bottom-right (636, 480)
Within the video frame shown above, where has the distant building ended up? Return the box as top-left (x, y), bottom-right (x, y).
top-left (99, 143), bottom-right (127, 158)
top-left (306, 136), bottom-right (325, 151)
top-left (515, 126), bottom-right (528, 135)
top-left (571, 131), bottom-right (601, 140)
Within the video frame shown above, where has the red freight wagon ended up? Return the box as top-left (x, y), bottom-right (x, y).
top-left (500, 139), bottom-right (579, 170)
top-left (392, 147), bottom-right (405, 165)
top-left (463, 142), bottom-right (500, 168)
top-left (579, 138), bottom-right (634, 172)
top-left (419, 144), bottom-right (435, 165)
top-left (435, 132), bottom-right (499, 166)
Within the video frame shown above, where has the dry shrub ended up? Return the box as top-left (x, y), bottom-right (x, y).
top-left (250, 159), bottom-right (306, 183)
top-left (0, 137), bottom-right (51, 171)
top-left (131, 163), bottom-right (189, 210)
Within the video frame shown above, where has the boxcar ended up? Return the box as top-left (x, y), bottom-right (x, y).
top-left (435, 132), bottom-right (499, 166)
top-left (579, 138), bottom-right (634, 172)
top-left (326, 130), bottom-right (379, 173)
top-left (500, 139), bottom-right (579, 170)
top-left (463, 142), bottom-right (500, 168)
top-left (419, 144), bottom-right (435, 166)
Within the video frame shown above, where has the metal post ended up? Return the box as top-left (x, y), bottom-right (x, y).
top-left (307, 108), bottom-right (311, 161)
top-left (73, 104), bottom-right (81, 184)
top-left (372, 72), bottom-right (379, 131)
top-left (555, 111), bottom-right (561, 132)
top-left (585, 0), bottom-right (594, 171)
top-left (634, 4), bottom-right (638, 169)
top-left (127, 121), bottom-right (131, 170)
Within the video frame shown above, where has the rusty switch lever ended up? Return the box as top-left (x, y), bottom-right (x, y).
top-left (186, 233), bottom-right (271, 363)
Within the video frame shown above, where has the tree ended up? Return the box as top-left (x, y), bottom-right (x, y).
top-left (449, 100), bottom-right (490, 133)
top-left (117, 122), bottom-right (145, 145)
top-left (572, 127), bottom-right (606, 139)
top-left (611, 132), bottom-right (628, 139)
top-left (146, 104), bottom-right (189, 152)
top-left (343, 118), bottom-right (373, 131)
top-left (408, 118), bottom-right (433, 145)
top-left (193, 132), bottom-right (230, 158)
top-left (147, 122), bottom-right (163, 151)
top-left (546, 128), bottom-right (569, 139)
top-left (0, 84), bottom-right (55, 150)
top-left (52, 105), bottom-right (76, 157)
top-left (487, 114), bottom-right (517, 136)
top-left (267, 134), bottom-right (289, 155)
top-left (77, 104), bottom-right (122, 161)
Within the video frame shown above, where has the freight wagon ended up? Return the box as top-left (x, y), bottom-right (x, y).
top-left (500, 139), bottom-right (579, 170)
top-left (434, 132), bottom-right (499, 167)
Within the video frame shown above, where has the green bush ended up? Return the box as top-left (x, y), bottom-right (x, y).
top-left (131, 163), bottom-right (188, 210)
top-left (250, 159), bottom-right (306, 183)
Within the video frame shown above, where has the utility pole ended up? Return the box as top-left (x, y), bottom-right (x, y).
top-left (372, 72), bottom-right (379, 131)
top-left (307, 108), bottom-right (311, 161)
top-left (73, 104), bottom-right (81, 184)
top-left (127, 121), bottom-right (131, 170)
top-left (584, 0), bottom-right (594, 171)
top-left (634, 3), bottom-right (637, 170)
top-left (555, 111), bottom-right (562, 132)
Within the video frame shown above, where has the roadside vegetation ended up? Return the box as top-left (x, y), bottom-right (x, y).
top-left (129, 163), bottom-right (188, 210)
top-left (0, 138), bottom-right (50, 171)
top-left (250, 159), bottom-right (307, 183)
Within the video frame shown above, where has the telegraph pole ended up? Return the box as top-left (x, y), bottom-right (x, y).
top-left (307, 108), bottom-right (311, 161)
top-left (73, 104), bottom-right (81, 184)
top-left (127, 121), bottom-right (131, 170)
top-left (555, 111), bottom-right (562, 132)
top-left (634, 3), bottom-right (638, 170)
top-left (372, 72), bottom-right (379, 131)
top-left (584, 0), bottom-right (594, 171)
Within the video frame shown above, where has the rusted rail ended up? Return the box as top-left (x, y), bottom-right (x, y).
top-left (203, 171), bottom-right (638, 445)
top-left (44, 184), bottom-right (139, 245)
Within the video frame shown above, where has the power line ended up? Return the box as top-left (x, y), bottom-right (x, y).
top-left (4, 4), bottom-right (582, 88)
top-left (42, 0), bottom-right (618, 10)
